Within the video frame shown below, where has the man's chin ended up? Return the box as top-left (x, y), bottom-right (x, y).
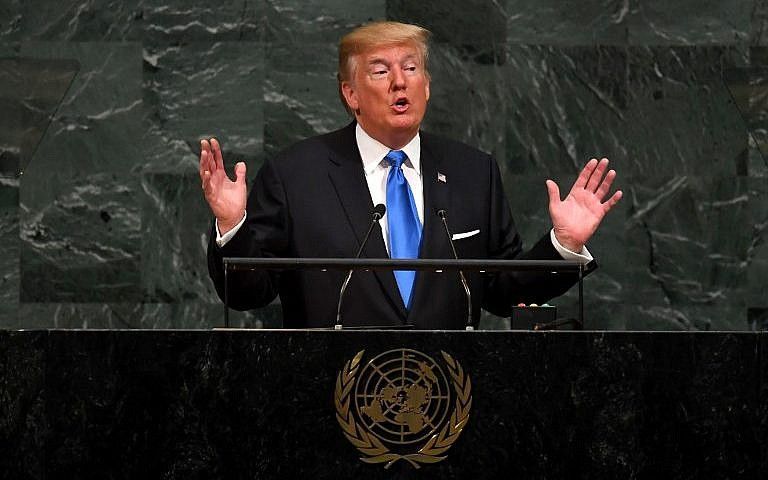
top-left (358, 116), bottom-right (422, 146)
top-left (387, 117), bottom-right (421, 132)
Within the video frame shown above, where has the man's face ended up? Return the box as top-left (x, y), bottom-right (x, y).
top-left (342, 43), bottom-right (430, 149)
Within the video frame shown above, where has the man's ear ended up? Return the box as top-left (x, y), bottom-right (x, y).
top-left (341, 81), bottom-right (359, 112)
top-left (425, 78), bottom-right (430, 102)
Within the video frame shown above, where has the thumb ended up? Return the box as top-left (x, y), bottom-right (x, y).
top-left (234, 162), bottom-right (247, 185)
top-left (545, 179), bottom-right (561, 205)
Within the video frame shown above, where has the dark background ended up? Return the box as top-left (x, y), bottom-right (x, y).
top-left (1, 0), bottom-right (766, 330)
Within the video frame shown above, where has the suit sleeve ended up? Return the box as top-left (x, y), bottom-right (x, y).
top-left (207, 157), bottom-right (291, 310)
top-left (481, 157), bottom-right (593, 317)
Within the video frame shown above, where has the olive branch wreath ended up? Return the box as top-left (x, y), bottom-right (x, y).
top-left (334, 350), bottom-right (472, 469)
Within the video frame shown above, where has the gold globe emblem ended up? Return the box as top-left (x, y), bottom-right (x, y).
top-left (335, 349), bottom-right (472, 469)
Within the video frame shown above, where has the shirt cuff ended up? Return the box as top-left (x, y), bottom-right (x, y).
top-left (550, 229), bottom-right (593, 263)
top-left (215, 212), bottom-right (247, 247)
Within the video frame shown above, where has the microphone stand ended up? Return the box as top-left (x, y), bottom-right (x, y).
top-left (437, 210), bottom-right (474, 331)
top-left (334, 205), bottom-right (386, 330)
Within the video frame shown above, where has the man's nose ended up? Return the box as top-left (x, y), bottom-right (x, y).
top-left (390, 68), bottom-right (406, 89)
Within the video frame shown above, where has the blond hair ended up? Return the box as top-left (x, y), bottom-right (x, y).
top-left (337, 21), bottom-right (431, 115)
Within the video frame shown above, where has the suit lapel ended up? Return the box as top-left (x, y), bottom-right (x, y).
top-left (408, 135), bottom-right (450, 318)
top-left (326, 123), bottom-right (407, 319)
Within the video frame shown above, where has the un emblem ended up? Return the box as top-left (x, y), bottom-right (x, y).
top-left (334, 349), bottom-right (472, 469)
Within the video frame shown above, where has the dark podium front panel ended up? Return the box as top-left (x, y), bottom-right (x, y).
top-left (0, 330), bottom-right (766, 479)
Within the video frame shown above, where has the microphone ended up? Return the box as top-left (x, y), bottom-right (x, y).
top-left (436, 209), bottom-right (474, 331)
top-left (334, 204), bottom-right (386, 330)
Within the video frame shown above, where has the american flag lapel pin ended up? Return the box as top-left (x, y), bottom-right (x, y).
top-left (437, 172), bottom-right (447, 183)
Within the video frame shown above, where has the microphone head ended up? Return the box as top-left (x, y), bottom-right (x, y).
top-left (436, 208), bottom-right (447, 218)
top-left (373, 204), bottom-right (386, 218)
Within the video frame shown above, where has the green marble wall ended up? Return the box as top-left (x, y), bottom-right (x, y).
top-left (1, 0), bottom-right (766, 330)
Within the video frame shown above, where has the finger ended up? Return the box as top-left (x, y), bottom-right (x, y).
top-left (602, 190), bottom-right (623, 212)
top-left (199, 150), bottom-right (209, 180)
top-left (200, 140), bottom-right (216, 175)
top-left (545, 179), bottom-right (561, 205)
top-left (201, 140), bottom-right (213, 165)
top-left (200, 138), bottom-right (208, 164)
top-left (234, 161), bottom-right (247, 186)
top-left (585, 158), bottom-right (609, 192)
top-left (211, 138), bottom-right (225, 171)
top-left (202, 170), bottom-right (213, 197)
top-left (572, 158), bottom-right (598, 190)
top-left (200, 139), bottom-right (211, 155)
top-left (595, 169), bottom-right (617, 201)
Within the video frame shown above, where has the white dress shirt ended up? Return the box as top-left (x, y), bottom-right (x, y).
top-left (215, 124), bottom-right (593, 264)
top-left (356, 124), bottom-right (423, 253)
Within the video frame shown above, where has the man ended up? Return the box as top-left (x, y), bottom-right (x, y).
top-left (200, 21), bottom-right (622, 329)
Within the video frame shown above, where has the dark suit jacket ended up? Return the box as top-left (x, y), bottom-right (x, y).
top-left (208, 122), bottom-right (591, 329)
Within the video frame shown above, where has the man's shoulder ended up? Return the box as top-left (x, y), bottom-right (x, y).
top-left (420, 130), bottom-right (493, 162)
top-left (273, 123), bottom-right (356, 167)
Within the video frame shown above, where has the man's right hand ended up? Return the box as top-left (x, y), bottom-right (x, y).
top-left (200, 138), bottom-right (247, 235)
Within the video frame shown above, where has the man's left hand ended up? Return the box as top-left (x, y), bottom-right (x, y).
top-left (546, 158), bottom-right (622, 253)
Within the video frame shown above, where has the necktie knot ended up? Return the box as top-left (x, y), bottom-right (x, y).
top-left (386, 150), bottom-right (407, 170)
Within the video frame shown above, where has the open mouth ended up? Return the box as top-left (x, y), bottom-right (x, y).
top-left (392, 98), bottom-right (409, 112)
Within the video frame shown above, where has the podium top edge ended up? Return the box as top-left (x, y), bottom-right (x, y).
top-left (221, 257), bottom-right (586, 271)
top-left (2, 329), bottom-right (762, 335)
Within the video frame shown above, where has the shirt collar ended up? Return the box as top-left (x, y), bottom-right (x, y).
top-left (355, 123), bottom-right (421, 176)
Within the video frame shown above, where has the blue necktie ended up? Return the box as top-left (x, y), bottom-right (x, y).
top-left (385, 150), bottom-right (422, 309)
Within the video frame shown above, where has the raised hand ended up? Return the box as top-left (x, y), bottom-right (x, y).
top-left (545, 158), bottom-right (622, 252)
top-left (199, 138), bottom-right (247, 234)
